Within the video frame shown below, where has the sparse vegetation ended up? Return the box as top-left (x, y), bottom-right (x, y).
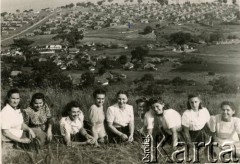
top-left (209, 76), bottom-right (240, 94)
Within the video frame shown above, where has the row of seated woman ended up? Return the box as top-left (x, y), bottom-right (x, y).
top-left (1, 88), bottom-right (240, 157)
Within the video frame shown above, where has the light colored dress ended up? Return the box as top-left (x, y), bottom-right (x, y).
top-left (1, 104), bottom-right (24, 141)
top-left (209, 114), bottom-right (240, 144)
top-left (182, 107), bottom-right (210, 131)
top-left (141, 109), bottom-right (181, 136)
top-left (106, 103), bottom-right (134, 128)
top-left (158, 109), bottom-right (182, 134)
top-left (60, 111), bottom-right (84, 136)
top-left (209, 114), bottom-right (240, 155)
top-left (88, 104), bottom-right (106, 138)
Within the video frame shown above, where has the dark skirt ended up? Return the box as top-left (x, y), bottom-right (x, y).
top-left (107, 125), bottom-right (130, 144)
top-left (189, 129), bottom-right (208, 143)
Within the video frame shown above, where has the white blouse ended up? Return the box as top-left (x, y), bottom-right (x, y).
top-left (182, 107), bottom-right (210, 131)
top-left (106, 104), bottom-right (134, 127)
top-left (1, 104), bottom-right (24, 138)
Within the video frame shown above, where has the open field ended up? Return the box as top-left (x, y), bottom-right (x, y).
top-left (174, 63), bottom-right (240, 73)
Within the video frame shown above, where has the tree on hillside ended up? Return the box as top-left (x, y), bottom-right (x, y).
top-left (86, 2), bottom-right (94, 7)
top-left (31, 61), bottom-right (73, 88)
top-left (10, 38), bottom-right (34, 62)
top-left (1, 12), bottom-right (8, 17)
top-left (143, 26), bottom-right (153, 34)
top-left (137, 0), bottom-right (143, 4)
top-left (209, 31), bottom-right (223, 42)
top-left (98, 67), bottom-right (106, 75)
top-left (130, 0), bottom-right (134, 2)
top-left (199, 31), bottom-right (211, 43)
top-left (118, 55), bottom-right (128, 65)
top-left (66, 3), bottom-right (75, 8)
top-left (131, 47), bottom-right (149, 63)
top-left (53, 28), bottom-right (84, 48)
top-left (97, 1), bottom-right (104, 5)
top-left (156, 0), bottom-right (166, 5)
top-left (81, 72), bottom-right (95, 87)
top-left (108, 0), bottom-right (113, 2)
top-left (141, 73), bottom-right (154, 81)
top-left (169, 32), bottom-right (192, 45)
top-left (16, 9), bottom-right (20, 13)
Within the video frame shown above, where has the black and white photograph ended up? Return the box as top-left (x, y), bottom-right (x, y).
top-left (1, 0), bottom-right (240, 163)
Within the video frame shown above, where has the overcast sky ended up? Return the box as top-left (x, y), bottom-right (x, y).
top-left (1, 0), bottom-right (145, 13)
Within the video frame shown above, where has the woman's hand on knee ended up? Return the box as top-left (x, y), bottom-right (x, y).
top-left (20, 138), bottom-right (31, 143)
top-left (28, 129), bottom-right (36, 139)
top-left (128, 135), bottom-right (134, 142)
top-left (47, 129), bottom-right (53, 142)
top-left (120, 133), bottom-right (128, 141)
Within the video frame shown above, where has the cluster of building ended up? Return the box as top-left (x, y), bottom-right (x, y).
top-left (17, 2), bottom-right (239, 37)
top-left (1, 9), bottom-right (51, 35)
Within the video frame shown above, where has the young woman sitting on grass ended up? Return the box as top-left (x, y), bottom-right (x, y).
top-left (145, 97), bottom-right (182, 148)
top-left (87, 89), bottom-right (107, 147)
top-left (182, 94), bottom-right (211, 148)
top-left (136, 97), bottom-right (149, 135)
top-left (60, 101), bottom-right (95, 146)
top-left (208, 101), bottom-right (240, 156)
top-left (1, 89), bottom-right (36, 147)
top-left (106, 90), bottom-right (134, 143)
top-left (23, 93), bottom-right (54, 146)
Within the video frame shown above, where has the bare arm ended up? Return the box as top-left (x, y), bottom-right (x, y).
top-left (108, 122), bottom-right (124, 137)
top-left (170, 127), bottom-right (178, 148)
top-left (47, 118), bottom-right (53, 141)
top-left (107, 122), bottom-right (128, 141)
top-left (129, 120), bottom-right (134, 137)
top-left (63, 133), bottom-right (71, 146)
top-left (91, 123), bottom-right (99, 145)
top-left (183, 126), bottom-right (192, 145)
top-left (128, 120), bottom-right (134, 142)
top-left (147, 129), bottom-right (153, 135)
top-left (2, 129), bottom-right (31, 143)
top-left (21, 123), bottom-right (35, 138)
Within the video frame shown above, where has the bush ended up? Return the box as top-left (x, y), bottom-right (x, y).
top-left (169, 32), bottom-right (193, 45)
top-left (143, 26), bottom-right (153, 35)
top-left (143, 83), bottom-right (166, 95)
top-left (227, 35), bottom-right (237, 39)
top-left (181, 57), bottom-right (206, 64)
top-left (209, 32), bottom-right (223, 42)
top-left (208, 72), bottom-right (215, 76)
top-left (209, 76), bottom-right (240, 94)
top-left (141, 73), bottom-right (154, 81)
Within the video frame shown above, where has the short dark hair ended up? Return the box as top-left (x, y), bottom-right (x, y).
top-left (93, 89), bottom-right (106, 99)
top-left (148, 97), bottom-right (170, 110)
top-left (62, 101), bottom-right (81, 117)
top-left (187, 94), bottom-right (203, 109)
top-left (220, 101), bottom-right (236, 112)
top-left (30, 93), bottom-right (45, 107)
top-left (136, 97), bottom-right (148, 104)
top-left (4, 88), bottom-right (20, 106)
top-left (116, 90), bottom-right (129, 98)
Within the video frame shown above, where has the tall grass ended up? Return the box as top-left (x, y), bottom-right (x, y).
top-left (1, 87), bottom-right (240, 163)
